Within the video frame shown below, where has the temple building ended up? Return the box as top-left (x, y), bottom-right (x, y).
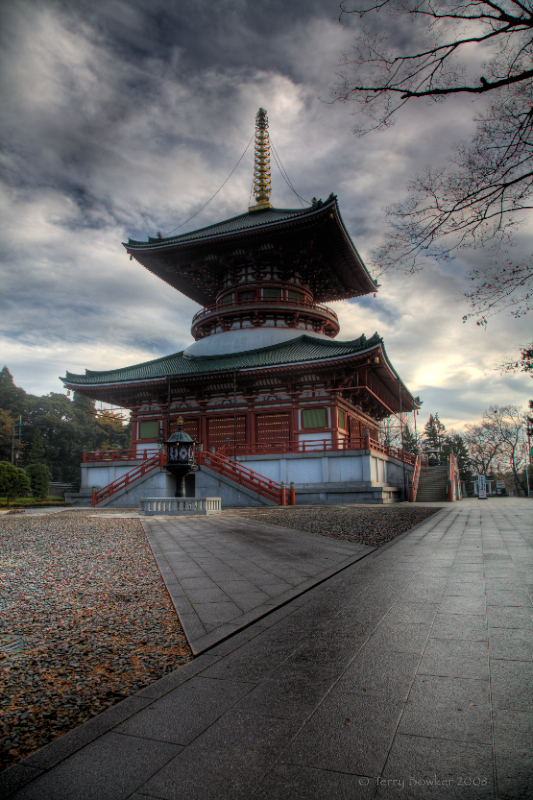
top-left (63, 109), bottom-right (421, 506)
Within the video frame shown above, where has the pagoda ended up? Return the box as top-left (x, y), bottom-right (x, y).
top-left (63, 109), bottom-right (421, 505)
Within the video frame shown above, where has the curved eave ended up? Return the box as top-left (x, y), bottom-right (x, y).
top-left (123, 196), bottom-right (378, 306)
top-left (60, 335), bottom-right (420, 414)
top-left (376, 341), bottom-right (421, 413)
top-left (324, 198), bottom-right (377, 301)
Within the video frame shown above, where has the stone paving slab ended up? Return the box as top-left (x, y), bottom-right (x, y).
top-left (2, 498), bottom-right (532, 799)
top-left (141, 515), bottom-right (374, 653)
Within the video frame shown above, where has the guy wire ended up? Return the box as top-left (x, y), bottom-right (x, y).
top-left (163, 134), bottom-right (255, 237)
top-left (270, 136), bottom-right (310, 206)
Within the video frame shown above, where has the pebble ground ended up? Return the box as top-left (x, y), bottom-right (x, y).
top-left (0, 511), bottom-right (192, 772)
top-left (1, 505), bottom-right (439, 774)
top-left (239, 505), bottom-right (441, 547)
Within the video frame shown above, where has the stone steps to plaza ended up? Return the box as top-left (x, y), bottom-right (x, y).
top-left (416, 465), bottom-right (449, 502)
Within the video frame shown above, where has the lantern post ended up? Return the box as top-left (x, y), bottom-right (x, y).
top-left (165, 416), bottom-right (198, 497)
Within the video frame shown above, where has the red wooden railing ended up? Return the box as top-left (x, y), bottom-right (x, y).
top-left (83, 449), bottom-right (153, 463)
top-left (409, 455), bottom-right (422, 502)
top-left (191, 296), bottom-right (339, 327)
top-left (197, 450), bottom-right (291, 506)
top-left (217, 437), bottom-right (420, 465)
top-left (85, 439), bottom-right (424, 469)
top-left (91, 453), bottom-right (166, 506)
top-left (448, 453), bottom-right (460, 501)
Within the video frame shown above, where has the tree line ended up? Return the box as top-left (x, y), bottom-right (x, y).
top-left (0, 366), bottom-right (131, 498)
top-left (384, 408), bottom-right (532, 496)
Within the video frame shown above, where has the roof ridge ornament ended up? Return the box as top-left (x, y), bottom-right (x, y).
top-left (249, 108), bottom-right (273, 212)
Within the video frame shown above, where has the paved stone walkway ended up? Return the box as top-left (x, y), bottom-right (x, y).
top-left (141, 515), bottom-right (373, 653)
top-left (2, 498), bottom-right (532, 799)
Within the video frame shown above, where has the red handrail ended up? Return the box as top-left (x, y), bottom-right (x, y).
top-left (92, 453), bottom-right (166, 506)
top-left (197, 450), bottom-right (291, 506)
top-left (409, 455), bottom-right (421, 502)
top-left (448, 453), bottom-right (460, 501)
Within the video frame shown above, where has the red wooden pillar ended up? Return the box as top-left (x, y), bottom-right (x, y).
top-left (130, 412), bottom-right (139, 458)
top-left (364, 428), bottom-right (370, 450)
top-left (200, 412), bottom-right (208, 451)
top-left (291, 403), bottom-right (299, 447)
top-left (331, 399), bottom-right (339, 450)
top-left (448, 454), bottom-right (454, 501)
top-left (248, 407), bottom-right (256, 449)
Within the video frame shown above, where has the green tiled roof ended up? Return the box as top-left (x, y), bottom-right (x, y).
top-left (62, 333), bottom-right (383, 386)
top-left (126, 206), bottom-right (310, 248)
top-left (123, 194), bottom-right (378, 307)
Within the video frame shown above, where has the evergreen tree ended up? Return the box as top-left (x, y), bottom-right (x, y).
top-left (402, 426), bottom-right (419, 455)
top-left (0, 409), bottom-right (15, 462)
top-left (0, 461), bottom-right (30, 505)
top-left (0, 369), bottom-right (131, 488)
top-left (0, 367), bottom-right (26, 415)
top-left (424, 413), bottom-right (446, 453)
top-left (443, 433), bottom-right (472, 482)
top-left (25, 463), bottom-right (51, 499)
top-left (29, 430), bottom-right (47, 464)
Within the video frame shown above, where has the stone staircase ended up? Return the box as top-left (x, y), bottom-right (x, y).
top-left (416, 465), bottom-right (448, 502)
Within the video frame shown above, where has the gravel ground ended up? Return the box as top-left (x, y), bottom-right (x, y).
top-left (238, 506), bottom-right (441, 547)
top-left (0, 511), bottom-right (192, 772)
top-left (1, 504), bottom-right (440, 773)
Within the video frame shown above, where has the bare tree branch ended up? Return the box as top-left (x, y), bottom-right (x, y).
top-left (334, 0), bottom-right (533, 319)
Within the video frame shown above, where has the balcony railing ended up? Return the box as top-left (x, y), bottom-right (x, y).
top-left (83, 440), bottom-right (427, 466)
top-left (191, 296), bottom-right (339, 328)
top-left (217, 438), bottom-right (424, 465)
top-left (83, 449), bottom-right (152, 462)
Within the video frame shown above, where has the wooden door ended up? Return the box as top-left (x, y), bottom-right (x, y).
top-left (170, 418), bottom-right (199, 440)
top-left (207, 416), bottom-right (246, 451)
top-left (256, 413), bottom-right (291, 444)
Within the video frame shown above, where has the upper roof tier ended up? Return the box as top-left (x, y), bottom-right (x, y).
top-left (124, 194), bottom-right (378, 307)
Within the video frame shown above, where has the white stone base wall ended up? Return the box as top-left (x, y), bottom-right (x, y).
top-left (73, 450), bottom-right (413, 508)
top-left (80, 461), bottom-right (144, 490)
top-left (236, 450), bottom-right (412, 490)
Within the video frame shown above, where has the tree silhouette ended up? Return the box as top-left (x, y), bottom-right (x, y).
top-left (336, 1), bottom-right (533, 320)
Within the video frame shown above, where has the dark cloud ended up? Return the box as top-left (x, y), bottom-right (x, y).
top-left (0, 0), bottom-right (530, 426)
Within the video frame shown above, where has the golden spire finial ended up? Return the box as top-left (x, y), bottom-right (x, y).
top-left (249, 108), bottom-right (272, 212)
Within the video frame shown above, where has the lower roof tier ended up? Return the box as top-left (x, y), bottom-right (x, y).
top-left (62, 334), bottom-right (421, 419)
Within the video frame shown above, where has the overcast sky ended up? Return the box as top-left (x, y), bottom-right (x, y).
top-left (1, 0), bottom-right (531, 432)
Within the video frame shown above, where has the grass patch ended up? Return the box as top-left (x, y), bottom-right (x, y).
top-left (0, 496), bottom-right (71, 508)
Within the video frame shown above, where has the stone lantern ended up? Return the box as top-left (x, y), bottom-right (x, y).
top-left (165, 417), bottom-right (198, 497)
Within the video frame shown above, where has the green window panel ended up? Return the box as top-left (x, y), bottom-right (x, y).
top-left (302, 407), bottom-right (328, 429)
top-left (139, 421), bottom-right (160, 439)
top-left (338, 409), bottom-right (345, 430)
top-left (288, 291), bottom-right (302, 300)
top-left (264, 288), bottom-right (282, 298)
